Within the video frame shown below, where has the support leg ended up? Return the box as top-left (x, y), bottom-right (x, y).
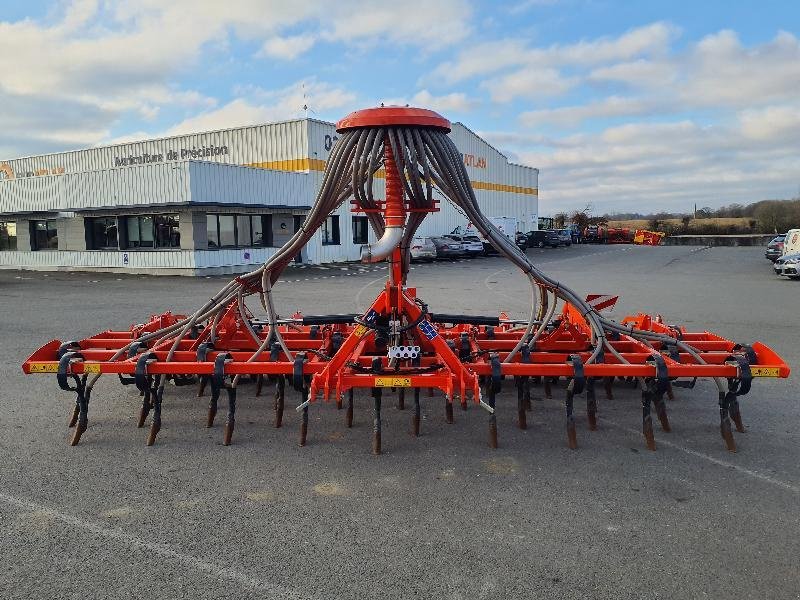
top-left (412, 387), bottom-right (421, 437)
top-left (372, 388), bottom-right (382, 455)
top-left (346, 388), bottom-right (354, 428)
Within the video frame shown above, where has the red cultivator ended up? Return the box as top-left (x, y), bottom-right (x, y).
top-left (22, 106), bottom-right (789, 454)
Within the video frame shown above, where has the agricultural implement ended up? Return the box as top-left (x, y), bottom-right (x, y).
top-left (23, 106), bottom-right (789, 454)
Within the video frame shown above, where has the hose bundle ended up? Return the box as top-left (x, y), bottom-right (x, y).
top-left (85, 124), bottom-right (720, 396)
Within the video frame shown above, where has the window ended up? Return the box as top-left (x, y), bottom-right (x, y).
top-left (322, 215), bottom-right (340, 245)
top-left (352, 216), bottom-right (369, 244)
top-left (206, 214), bottom-right (273, 248)
top-left (30, 220), bottom-right (58, 250)
top-left (121, 214), bottom-right (180, 249)
top-left (86, 217), bottom-right (118, 249)
top-left (0, 221), bottom-right (16, 251)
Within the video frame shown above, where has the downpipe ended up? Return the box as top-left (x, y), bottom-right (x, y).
top-left (360, 226), bottom-right (404, 263)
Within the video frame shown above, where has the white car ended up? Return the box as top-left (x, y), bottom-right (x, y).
top-left (444, 234), bottom-right (484, 256)
top-left (410, 237), bottom-right (437, 262)
top-left (773, 252), bottom-right (800, 279)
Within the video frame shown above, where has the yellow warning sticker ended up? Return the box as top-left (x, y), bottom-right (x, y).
top-left (375, 377), bottom-right (412, 387)
top-left (750, 367), bottom-right (780, 377)
top-left (28, 363), bottom-right (58, 373)
top-left (83, 363), bottom-right (102, 374)
top-left (353, 324), bottom-right (368, 338)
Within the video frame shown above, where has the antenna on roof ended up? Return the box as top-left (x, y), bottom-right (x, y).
top-left (301, 83), bottom-right (317, 118)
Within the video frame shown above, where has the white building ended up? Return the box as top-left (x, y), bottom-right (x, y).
top-left (0, 118), bottom-right (538, 275)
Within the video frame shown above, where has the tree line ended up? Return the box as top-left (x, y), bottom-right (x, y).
top-left (549, 198), bottom-right (800, 235)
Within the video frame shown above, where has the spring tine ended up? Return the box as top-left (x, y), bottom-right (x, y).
top-left (523, 376), bottom-right (532, 411)
top-left (544, 377), bottom-right (552, 399)
top-left (603, 377), bottom-right (614, 401)
top-left (719, 392), bottom-right (737, 452)
top-left (653, 390), bottom-right (671, 432)
top-left (488, 384), bottom-right (498, 449)
top-left (565, 386), bottom-right (577, 449)
top-left (586, 378), bottom-right (598, 431)
top-left (666, 382), bottom-right (675, 401)
top-left (642, 387), bottom-right (656, 451)
top-left (729, 395), bottom-right (745, 433)
top-left (255, 375), bottom-right (264, 397)
top-left (222, 387), bottom-right (236, 446)
top-left (146, 386), bottom-right (163, 446)
top-left (68, 404), bottom-right (79, 428)
top-left (137, 388), bottom-right (151, 428)
top-left (274, 376), bottom-right (285, 428)
top-left (445, 397), bottom-right (454, 424)
top-left (299, 386), bottom-right (309, 446)
top-left (70, 382), bottom-right (90, 446)
top-left (516, 376), bottom-right (527, 430)
top-left (397, 388), bottom-right (405, 410)
top-left (197, 376), bottom-right (208, 397)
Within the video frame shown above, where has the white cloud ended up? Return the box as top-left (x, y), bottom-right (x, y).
top-left (259, 34), bottom-right (316, 60)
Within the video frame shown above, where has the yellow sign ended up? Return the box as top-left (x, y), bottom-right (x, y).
top-left (353, 324), bottom-right (368, 338)
top-left (375, 377), bottom-right (412, 387)
top-left (28, 362), bottom-right (58, 373)
top-left (83, 363), bottom-right (102, 374)
top-left (750, 367), bottom-right (780, 377)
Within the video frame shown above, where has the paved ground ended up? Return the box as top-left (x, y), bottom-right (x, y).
top-left (1, 244), bottom-right (798, 599)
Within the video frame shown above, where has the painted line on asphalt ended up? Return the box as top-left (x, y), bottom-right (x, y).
top-left (604, 420), bottom-right (800, 494)
top-left (0, 491), bottom-right (313, 599)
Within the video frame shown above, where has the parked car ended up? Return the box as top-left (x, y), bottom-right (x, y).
top-left (773, 252), bottom-right (800, 279)
top-left (525, 230), bottom-right (560, 248)
top-left (555, 229), bottom-right (572, 246)
top-left (431, 236), bottom-right (463, 260)
top-left (765, 234), bottom-right (786, 262)
top-left (515, 232), bottom-right (528, 251)
top-left (444, 234), bottom-right (484, 256)
top-left (410, 237), bottom-right (437, 262)
top-left (784, 229), bottom-right (800, 256)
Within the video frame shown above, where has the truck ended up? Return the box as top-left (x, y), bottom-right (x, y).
top-left (458, 217), bottom-right (523, 253)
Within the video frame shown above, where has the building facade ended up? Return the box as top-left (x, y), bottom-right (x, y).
top-left (0, 118), bottom-right (538, 275)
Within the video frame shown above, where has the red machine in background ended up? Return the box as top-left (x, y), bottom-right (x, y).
top-left (23, 106), bottom-right (788, 455)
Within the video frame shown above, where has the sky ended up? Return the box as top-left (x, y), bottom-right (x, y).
top-left (0, 0), bottom-right (798, 216)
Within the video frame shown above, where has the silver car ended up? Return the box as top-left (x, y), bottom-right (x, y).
top-left (773, 252), bottom-right (800, 279)
top-left (444, 234), bottom-right (484, 256)
top-left (410, 237), bottom-right (437, 262)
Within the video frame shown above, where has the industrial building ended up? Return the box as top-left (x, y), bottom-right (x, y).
top-left (0, 117), bottom-right (538, 275)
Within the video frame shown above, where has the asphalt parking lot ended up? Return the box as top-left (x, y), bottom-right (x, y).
top-left (1, 244), bottom-right (798, 599)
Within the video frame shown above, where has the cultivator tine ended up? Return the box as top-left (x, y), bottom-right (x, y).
top-left (729, 395), bottom-right (745, 433)
top-left (70, 386), bottom-right (91, 447)
top-left (274, 376), bottom-right (285, 428)
top-left (515, 376), bottom-right (527, 430)
top-left (206, 389), bottom-right (218, 428)
top-left (544, 377), bottom-right (552, 399)
top-left (137, 389), bottom-right (151, 428)
top-left (719, 392), bottom-right (737, 452)
top-left (641, 385), bottom-right (656, 451)
top-left (68, 404), bottom-right (79, 428)
top-left (146, 386), bottom-right (163, 446)
top-left (197, 376), bottom-right (208, 397)
top-left (255, 375), bottom-right (264, 397)
top-left (565, 386), bottom-right (577, 450)
top-left (653, 390), bottom-right (671, 432)
top-left (666, 382), bottom-right (675, 401)
top-left (586, 378), bottom-right (598, 431)
top-left (603, 377), bottom-right (614, 401)
top-left (488, 386), bottom-right (498, 449)
top-left (222, 387), bottom-right (236, 446)
top-left (397, 388), bottom-right (405, 411)
top-left (445, 398), bottom-right (454, 424)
